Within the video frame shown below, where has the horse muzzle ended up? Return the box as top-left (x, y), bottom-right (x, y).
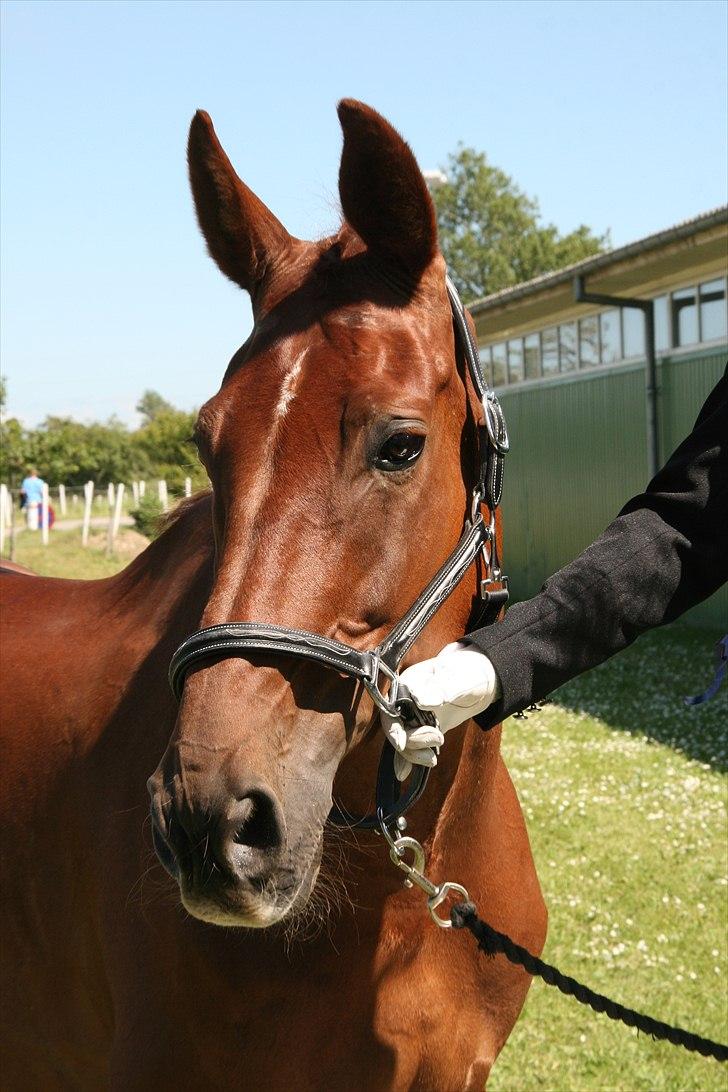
top-left (147, 767), bottom-right (321, 927)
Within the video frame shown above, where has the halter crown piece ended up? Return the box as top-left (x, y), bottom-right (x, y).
top-left (169, 274), bottom-right (509, 829)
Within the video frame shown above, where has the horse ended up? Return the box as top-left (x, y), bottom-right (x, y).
top-left (0, 100), bottom-right (546, 1090)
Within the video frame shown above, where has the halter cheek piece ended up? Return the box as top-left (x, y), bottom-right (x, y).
top-left (169, 276), bottom-right (509, 829)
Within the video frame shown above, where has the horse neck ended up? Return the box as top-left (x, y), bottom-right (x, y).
top-left (396, 695), bottom-right (501, 858)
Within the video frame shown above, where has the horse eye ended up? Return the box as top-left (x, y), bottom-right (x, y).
top-left (374, 431), bottom-right (426, 472)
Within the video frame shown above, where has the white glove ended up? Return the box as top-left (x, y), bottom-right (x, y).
top-left (380, 642), bottom-right (501, 780)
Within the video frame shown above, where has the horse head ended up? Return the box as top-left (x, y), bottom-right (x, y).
top-left (147, 100), bottom-right (487, 928)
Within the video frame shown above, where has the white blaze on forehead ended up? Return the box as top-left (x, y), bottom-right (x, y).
top-left (234, 348), bottom-right (309, 540)
top-left (205, 345), bottom-right (313, 614)
top-left (275, 349), bottom-right (307, 420)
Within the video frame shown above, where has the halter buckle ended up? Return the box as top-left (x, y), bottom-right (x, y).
top-left (470, 487), bottom-right (487, 527)
top-left (363, 654), bottom-right (401, 718)
top-left (480, 575), bottom-right (509, 612)
top-left (484, 393), bottom-right (510, 456)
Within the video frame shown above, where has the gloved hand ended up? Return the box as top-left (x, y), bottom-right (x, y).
top-left (380, 642), bottom-right (501, 780)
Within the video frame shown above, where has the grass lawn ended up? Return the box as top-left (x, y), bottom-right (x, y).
top-left (491, 626), bottom-right (727, 1092)
top-left (3, 527), bottom-right (148, 578)
top-left (2, 536), bottom-right (725, 1088)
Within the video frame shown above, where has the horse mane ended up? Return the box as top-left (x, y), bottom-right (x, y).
top-left (110, 489), bottom-right (214, 601)
top-left (156, 489), bottom-right (212, 535)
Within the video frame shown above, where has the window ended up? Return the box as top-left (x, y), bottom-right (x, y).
top-left (671, 287), bottom-right (698, 346)
top-left (579, 315), bottom-right (600, 366)
top-left (542, 327), bottom-right (559, 374)
top-left (479, 274), bottom-right (728, 386)
top-left (600, 309), bottom-right (621, 362)
top-left (524, 333), bottom-right (541, 379)
top-left (654, 296), bottom-right (669, 352)
top-left (622, 309), bottom-right (645, 359)
top-left (507, 339), bottom-right (524, 383)
top-left (491, 342), bottom-right (507, 386)
top-left (559, 323), bottom-right (577, 371)
top-left (478, 346), bottom-right (493, 388)
top-left (699, 279), bottom-right (727, 342)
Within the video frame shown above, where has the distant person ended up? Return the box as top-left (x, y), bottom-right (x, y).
top-left (19, 469), bottom-right (46, 531)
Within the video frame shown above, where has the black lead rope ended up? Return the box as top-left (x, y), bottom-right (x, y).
top-left (450, 902), bottom-right (728, 1063)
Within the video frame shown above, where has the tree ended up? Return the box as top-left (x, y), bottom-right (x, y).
top-left (431, 146), bottom-right (609, 302)
top-left (0, 390), bottom-right (205, 491)
top-left (27, 416), bottom-right (142, 486)
top-left (0, 417), bottom-right (27, 486)
top-left (133, 408), bottom-right (202, 491)
top-left (136, 389), bottom-right (174, 424)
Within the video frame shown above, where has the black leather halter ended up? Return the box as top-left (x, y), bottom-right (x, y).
top-left (169, 275), bottom-right (509, 829)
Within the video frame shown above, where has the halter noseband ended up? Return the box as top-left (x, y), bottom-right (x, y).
top-left (168, 275), bottom-right (509, 829)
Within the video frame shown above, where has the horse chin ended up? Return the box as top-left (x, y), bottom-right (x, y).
top-left (180, 890), bottom-right (295, 929)
top-left (178, 854), bottom-right (322, 930)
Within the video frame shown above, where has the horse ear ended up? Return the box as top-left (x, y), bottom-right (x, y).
top-left (187, 111), bottom-right (292, 297)
top-left (337, 99), bottom-right (438, 274)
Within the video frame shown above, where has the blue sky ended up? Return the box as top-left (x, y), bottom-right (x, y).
top-left (1, 0), bottom-right (726, 426)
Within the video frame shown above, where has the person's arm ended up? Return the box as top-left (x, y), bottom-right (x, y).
top-left (466, 367), bottom-right (728, 728)
top-left (381, 368), bottom-right (727, 773)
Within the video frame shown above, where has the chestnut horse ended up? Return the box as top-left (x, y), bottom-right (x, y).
top-left (0, 101), bottom-right (546, 1090)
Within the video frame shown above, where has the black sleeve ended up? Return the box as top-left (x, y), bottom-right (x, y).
top-left (466, 366), bottom-right (728, 729)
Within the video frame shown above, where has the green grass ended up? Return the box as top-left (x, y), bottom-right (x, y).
top-left (3, 527), bottom-right (145, 578)
top-left (491, 627), bottom-right (727, 1092)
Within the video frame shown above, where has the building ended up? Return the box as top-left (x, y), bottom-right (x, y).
top-left (470, 206), bottom-right (727, 628)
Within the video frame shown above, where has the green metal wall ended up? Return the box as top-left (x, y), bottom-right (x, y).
top-left (497, 347), bottom-right (727, 630)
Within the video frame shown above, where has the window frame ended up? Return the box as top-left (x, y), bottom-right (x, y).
top-left (697, 276), bottom-right (728, 344)
top-left (578, 312), bottom-right (601, 368)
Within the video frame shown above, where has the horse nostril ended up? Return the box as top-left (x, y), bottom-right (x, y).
top-left (231, 790), bottom-right (282, 853)
top-left (149, 781), bottom-right (285, 890)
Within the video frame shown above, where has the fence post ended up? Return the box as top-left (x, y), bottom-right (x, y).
top-left (184, 477), bottom-right (192, 498)
top-left (58, 483), bottom-right (67, 516)
top-left (41, 482), bottom-right (50, 545)
top-left (132, 480), bottom-right (139, 507)
top-left (139, 480), bottom-right (146, 498)
top-left (158, 480), bottom-right (168, 512)
top-left (82, 481), bottom-right (94, 547)
top-left (107, 482), bottom-right (115, 509)
top-left (108, 483), bottom-right (125, 553)
top-left (7, 491), bottom-right (15, 561)
top-left (0, 484), bottom-right (6, 555)
top-left (72, 492), bottom-right (79, 508)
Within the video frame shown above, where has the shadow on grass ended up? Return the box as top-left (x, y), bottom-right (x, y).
top-left (550, 625), bottom-right (727, 773)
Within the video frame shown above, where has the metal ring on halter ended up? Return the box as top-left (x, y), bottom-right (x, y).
top-left (427, 882), bottom-right (470, 928)
top-left (362, 654), bottom-right (401, 717)
top-left (484, 393), bottom-right (510, 455)
top-left (470, 487), bottom-right (489, 527)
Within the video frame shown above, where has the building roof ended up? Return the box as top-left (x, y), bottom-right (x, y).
top-left (469, 206), bottom-right (728, 317)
